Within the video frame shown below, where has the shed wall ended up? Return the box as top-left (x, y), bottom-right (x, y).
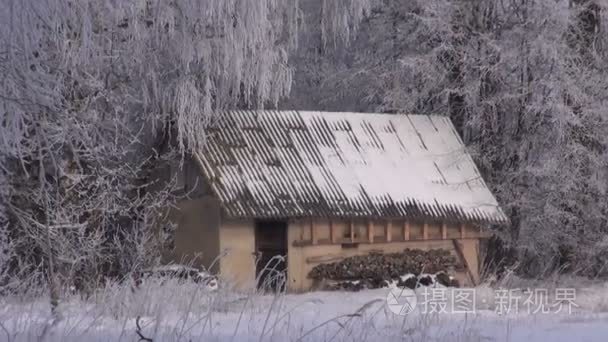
top-left (164, 196), bottom-right (221, 272)
top-left (169, 212), bottom-right (485, 292)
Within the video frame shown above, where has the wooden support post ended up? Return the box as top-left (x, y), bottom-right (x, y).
top-left (350, 220), bottom-right (355, 242)
top-left (423, 222), bottom-right (429, 240)
top-left (404, 221), bottom-right (410, 241)
top-left (330, 219), bottom-right (338, 244)
top-left (367, 220), bottom-right (374, 243)
top-left (311, 219), bottom-right (318, 245)
top-left (386, 220), bottom-right (392, 242)
top-left (459, 223), bottom-right (465, 239)
top-left (441, 222), bottom-right (447, 240)
top-left (452, 239), bottom-right (476, 286)
top-left (299, 219), bottom-right (308, 241)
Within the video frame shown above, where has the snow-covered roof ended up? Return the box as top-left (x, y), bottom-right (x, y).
top-left (195, 111), bottom-right (507, 223)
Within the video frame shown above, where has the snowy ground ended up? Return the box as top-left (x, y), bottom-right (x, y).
top-left (2, 281), bottom-right (608, 341)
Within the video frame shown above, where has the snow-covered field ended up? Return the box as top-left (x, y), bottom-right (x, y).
top-left (2, 281), bottom-right (608, 342)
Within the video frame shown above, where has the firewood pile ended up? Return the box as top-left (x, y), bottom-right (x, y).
top-left (308, 249), bottom-right (461, 291)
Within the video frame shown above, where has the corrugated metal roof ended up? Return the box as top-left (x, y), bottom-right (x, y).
top-left (195, 110), bottom-right (508, 224)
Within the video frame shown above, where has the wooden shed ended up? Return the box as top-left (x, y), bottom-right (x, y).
top-left (164, 110), bottom-right (507, 291)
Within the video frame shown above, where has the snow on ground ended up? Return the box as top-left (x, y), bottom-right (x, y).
top-left (2, 281), bottom-right (608, 341)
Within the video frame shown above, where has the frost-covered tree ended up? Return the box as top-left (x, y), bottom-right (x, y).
top-left (286, 0), bottom-right (608, 276)
top-left (0, 0), bottom-right (369, 303)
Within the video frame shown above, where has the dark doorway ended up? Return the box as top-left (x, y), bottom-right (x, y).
top-left (255, 220), bottom-right (287, 292)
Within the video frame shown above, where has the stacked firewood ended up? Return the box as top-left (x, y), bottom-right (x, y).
top-left (308, 249), bottom-right (461, 291)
